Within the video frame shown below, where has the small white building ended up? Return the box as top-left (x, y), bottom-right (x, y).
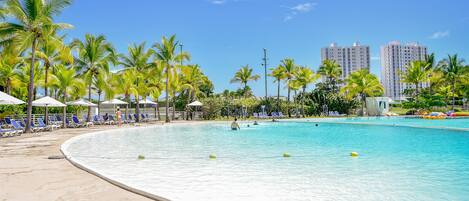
top-left (366, 97), bottom-right (392, 116)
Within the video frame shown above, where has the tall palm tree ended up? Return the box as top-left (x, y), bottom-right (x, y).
top-left (114, 70), bottom-right (137, 119)
top-left (230, 65), bottom-right (260, 97)
top-left (0, 45), bottom-right (22, 94)
top-left (341, 69), bottom-right (383, 116)
top-left (279, 58), bottom-right (298, 117)
top-left (50, 65), bottom-right (84, 128)
top-left (120, 42), bottom-right (154, 122)
top-left (181, 64), bottom-right (206, 119)
top-left (293, 66), bottom-right (319, 117)
top-left (72, 34), bottom-right (116, 121)
top-left (153, 35), bottom-right (190, 123)
top-left (318, 60), bottom-right (342, 92)
top-left (401, 60), bottom-right (430, 102)
top-left (440, 55), bottom-right (466, 109)
top-left (288, 80), bottom-right (302, 117)
top-left (0, 0), bottom-right (72, 133)
top-left (269, 65), bottom-right (286, 113)
top-left (424, 53), bottom-right (436, 95)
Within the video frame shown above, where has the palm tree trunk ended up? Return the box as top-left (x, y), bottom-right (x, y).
top-left (277, 79), bottom-right (280, 113)
top-left (362, 94), bottom-right (367, 116)
top-left (25, 38), bottom-right (37, 133)
top-left (87, 83), bottom-right (92, 122)
top-left (44, 63), bottom-right (49, 125)
top-left (165, 67), bottom-right (170, 123)
top-left (63, 92), bottom-right (67, 128)
top-left (287, 80), bottom-right (291, 117)
top-left (125, 94), bottom-right (130, 119)
top-left (97, 91), bottom-right (101, 115)
top-left (172, 90), bottom-right (176, 120)
top-left (156, 98), bottom-right (161, 121)
top-left (451, 80), bottom-right (456, 110)
top-left (5, 79), bottom-right (11, 95)
top-left (302, 86), bottom-right (306, 118)
top-left (136, 96), bottom-right (140, 122)
top-left (415, 83), bottom-right (419, 105)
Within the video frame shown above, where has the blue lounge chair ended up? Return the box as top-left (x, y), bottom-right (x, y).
top-left (10, 120), bottom-right (25, 134)
top-left (133, 114), bottom-right (139, 122)
top-left (140, 114), bottom-right (148, 122)
top-left (0, 127), bottom-right (18, 137)
top-left (37, 118), bottom-right (55, 131)
top-left (72, 116), bottom-right (85, 128)
top-left (29, 119), bottom-right (44, 132)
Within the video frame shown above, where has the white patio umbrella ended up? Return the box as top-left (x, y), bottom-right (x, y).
top-left (187, 101), bottom-right (203, 120)
top-left (33, 96), bottom-right (66, 126)
top-left (0, 91), bottom-right (25, 105)
top-left (101, 99), bottom-right (128, 115)
top-left (67, 99), bottom-right (97, 107)
top-left (139, 98), bottom-right (158, 117)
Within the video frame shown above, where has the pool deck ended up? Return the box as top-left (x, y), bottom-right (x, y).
top-left (0, 123), bottom-right (162, 201)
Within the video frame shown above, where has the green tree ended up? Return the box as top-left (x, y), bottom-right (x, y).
top-left (230, 65), bottom-right (260, 97)
top-left (0, 46), bottom-right (22, 95)
top-left (0, 0), bottom-right (72, 132)
top-left (293, 66), bottom-right (319, 117)
top-left (401, 60), bottom-right (430, 103)
top-left (341, 69), bottom-right (384, 116)
top-left (153, 35), bottom-right (190, 123)
top-left (72, 34), bottom-right (116, 121)
top-left (318, 60), bottom-right (342, 93)
top-left (279, 58), bottom-right (298, 117)
top-left (269, 65), bottom-right (286, 112)
top-left (50, 65), bottom-right (84, 128)
top-left (440, 54), bottom-right (466, 109)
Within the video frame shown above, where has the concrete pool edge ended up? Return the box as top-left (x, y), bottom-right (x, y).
top-left (60, 125), bottom-right (173, 201)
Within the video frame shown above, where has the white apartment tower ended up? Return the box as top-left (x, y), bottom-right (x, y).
top-left (321, 42), bottom-right (370, 80)
top-left (380, 41), bottom-right (428, 100)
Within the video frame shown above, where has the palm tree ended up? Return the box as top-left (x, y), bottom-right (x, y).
top-left (341, 69), bottom-right (383, 116)
top-left (288, 80), bottom-right (302, 117)
top-left (114, 70), bottom-right (137, 119)
top-left (50, 65), bottom-right (84, 128)
top-left (401, 60), bottom-right (430, 103)
top-left (269, 65), bottom-right (286, 113)
top-left (279, 58), bottom-right (298, 117)
top-left (293, 66), bottom-right (319, 117)
top-left (0, 0), bottom-right (72, 133)
top-left (440, 54), bottom-right (466, 109)
top-left (72, 34), bottom-right (116, 121)
top-left (230, 65), bottom-right (260, 97)
top-left (120, 42), bottom-right (154, 122)
top-left (181, 64), bottom-right (206, 119)
top-left (318, 60), bottom-right (342, 92)
top-left (0, 46), bottom-right (22, 94)
top-left (424, 53), bottom-right (436, 95)
top-left (153, 35), bottom-right (190, 123)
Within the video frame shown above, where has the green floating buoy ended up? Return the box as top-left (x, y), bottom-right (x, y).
top-left (283, 153), bottom-right (291, 158)
top-left (138, 155), bottom-right (145, 160)
top-left (209, 154), bottom-right (217, 159)
top-left (350, 152), bottom-right (359, 157)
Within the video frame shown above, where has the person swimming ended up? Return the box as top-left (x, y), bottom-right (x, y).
top-left (231, 118), bottom-right (240, 130)
top-left (253, 121), bottom-right (259, 125)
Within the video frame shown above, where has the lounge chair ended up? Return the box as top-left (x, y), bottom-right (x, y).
top-left (133, 114), bottom-right (139, 122)
top-left (72, 116), bottom-right (86, 128)
top-left (278, 112), bottom-right (284, 118)
top-left (0, 127), bottom-right (18, 137)
top-left (253, 113), bottom-right (259, 118)
top-left (10, 120), bottom-right (25, 134)
top-left (107, 115), bottom-right (116, 125)
top-left (140, 114), bottom-right (149, 122)
top-left (93, 115), bottom-right (103, 125)
top-left (29, 119), bottom-right (45, 132)
top-left (145, 114), bottom-right (151, 121)
top-left (125, 114), bottom-right (135, 123)
top-left (37, 118), bottom-right (56, 131)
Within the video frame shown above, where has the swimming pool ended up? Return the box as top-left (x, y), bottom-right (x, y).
top-left (62, 119), bottom-right (469, 201)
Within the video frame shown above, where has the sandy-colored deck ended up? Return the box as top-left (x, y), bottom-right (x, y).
top-left (0, 124), bottom-right (155, 201)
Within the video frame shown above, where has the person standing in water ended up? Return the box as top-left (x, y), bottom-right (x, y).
top-left (231, 118), bottom-right (240, 130)
top-left (116, 107), bottom-right (122, 127)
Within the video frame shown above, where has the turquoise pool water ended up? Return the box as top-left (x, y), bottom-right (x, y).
top-left (63, 119), bottom-right (469, 201)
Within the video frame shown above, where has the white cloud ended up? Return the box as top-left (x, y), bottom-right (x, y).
top-left (210, 0), bottom-right (227, 5)
top-left (429, 30), bottom-right (450, 39)
top-left (284, 2), bottom-right (317, 22)
top-left (291, 3), bottom-right (316, 13)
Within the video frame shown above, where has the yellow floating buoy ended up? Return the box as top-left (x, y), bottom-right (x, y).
top-left (138, 155), bottom-right (145, 160)
top-left (350, 152), bottom-right (359, 157)
top-left (209, 154), bottom-right (217, 159)
top-left (283, 153), bottom-right (291, 158)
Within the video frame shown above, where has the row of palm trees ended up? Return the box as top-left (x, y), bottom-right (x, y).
top-left (231, 58), bottom-right (385, 116)
top-left (0, 0), bottom-right (211, 133)
top-left (401, 53), bottom-right (469, 109)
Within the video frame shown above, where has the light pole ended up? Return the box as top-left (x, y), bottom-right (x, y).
top-left (262, 48), bottom-right (268, 100)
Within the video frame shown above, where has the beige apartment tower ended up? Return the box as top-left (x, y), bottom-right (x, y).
top-left (380, 41), bottom-right (428, 101)
top-left (321, 42), bottom-right (370, 80)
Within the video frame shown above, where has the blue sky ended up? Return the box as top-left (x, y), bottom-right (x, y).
top-left (57, 0), bottom-right (469, 96)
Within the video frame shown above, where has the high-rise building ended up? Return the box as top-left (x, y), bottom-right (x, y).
top-left (321, 42), bottom-right (370, 80)
top-left (380, 41), bottom-right (428, 100)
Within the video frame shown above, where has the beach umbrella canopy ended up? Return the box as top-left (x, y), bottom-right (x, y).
top-left (139, 98), bottom-right (157, 105)
top-left (188, 101), bottom-right (203, 107)
top-left (101, 99), bottom-right (128, 105)
top-left (67, 99), bottom-right (97, 107)
top-left (32, 96), bottom-right (66, 107)
top-left (0, 91), bottom-right (25, 105)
